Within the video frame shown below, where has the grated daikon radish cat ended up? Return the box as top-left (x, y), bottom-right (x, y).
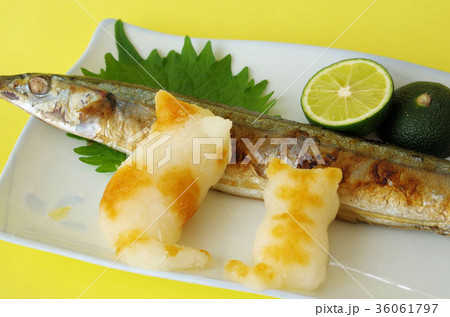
top-left (225, 157), bottom-right (342, 290)
top-left (99, 91), bottom-right (232, 271)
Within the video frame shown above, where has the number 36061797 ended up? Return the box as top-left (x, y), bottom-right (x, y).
top-left (375, 304), bottom-right (438, 314)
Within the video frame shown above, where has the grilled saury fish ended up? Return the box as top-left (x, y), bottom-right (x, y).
top-left (1, 74), bottom-right (449, 234)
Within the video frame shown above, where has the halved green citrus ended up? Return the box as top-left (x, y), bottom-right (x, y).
top-left (301, 58), bottom-right (394, 135)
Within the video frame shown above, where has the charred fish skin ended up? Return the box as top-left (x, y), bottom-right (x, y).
top-left (1, 74), bottom-right (449, 234)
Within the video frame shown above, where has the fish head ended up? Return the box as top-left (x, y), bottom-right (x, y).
top-left (0, 73), bottom-right (114, 138)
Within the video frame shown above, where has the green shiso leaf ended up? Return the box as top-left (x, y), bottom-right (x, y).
top-left (72, 19), bottom-right (276, 173)
top-left (67, 133), bottom-right (127, 173)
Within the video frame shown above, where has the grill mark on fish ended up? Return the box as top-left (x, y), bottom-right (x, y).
top-left (80, 93), bottom-right (115, 120)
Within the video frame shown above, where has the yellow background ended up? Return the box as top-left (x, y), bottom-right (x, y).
top-left (0, 0), bottom-right (449, 298)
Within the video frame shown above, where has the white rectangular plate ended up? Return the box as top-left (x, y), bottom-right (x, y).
top-left (1, 19), bottom-right (449, 299)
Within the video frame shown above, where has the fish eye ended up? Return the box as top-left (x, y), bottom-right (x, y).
top-left (28, 76), bottom-right (50, 95)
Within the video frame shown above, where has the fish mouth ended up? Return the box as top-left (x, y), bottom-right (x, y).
top-left (0, 76), bottom-right (20, 101)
